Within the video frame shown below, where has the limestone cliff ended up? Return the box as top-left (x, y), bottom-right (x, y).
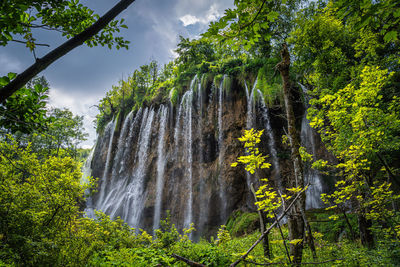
top-left (86, 75), bottom-right (332, 238)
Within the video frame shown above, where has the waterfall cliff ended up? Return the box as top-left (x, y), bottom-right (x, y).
top-left (86, 75), bottom-right (331, 237)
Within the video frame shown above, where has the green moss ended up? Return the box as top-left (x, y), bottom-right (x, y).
top-left (197, 61), bottom-right (211, 73)
top-left (114, 110), bottom-right (121, 131)
top-left (169, 88), bottom-right (179, 106)
top-left (213, 74), bottom-right (223, 86)
top-left (256, 66), bottom-right (283, 107)
top-left (226, 210), bottom-right (259, 237)
top-left (222, 75), bottom-right (233, 93)
top-left (201, 73), bottom-right (214, 90)
top-left (220, 58), bottom-right (244, 76)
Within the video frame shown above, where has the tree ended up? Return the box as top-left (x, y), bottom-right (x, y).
top-left (205, 1), bottom-right (306, 263)
top-left (0, 74), bottom-right (50, 134)
top-left (0, 0), bottom-right (136, 102)
top-left (31, 108), bottom-right (88, 158)
top-left (0, 138), bottom-right (90, 265)
top-left (290, 0), bottom-right (400, 248)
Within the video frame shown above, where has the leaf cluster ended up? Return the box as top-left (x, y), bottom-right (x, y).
top-left (0, 0), bottom-right (129, 51)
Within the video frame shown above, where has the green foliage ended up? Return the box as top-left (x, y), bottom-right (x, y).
top-left (0, 74), bottom-right (50, 134)
top-left (89, 247), bottom-right (173, 266)
top-left (0, 138), bottom-right (91, 265)
top-left (231, 129), bottom-right (271, 173)
top-left (312, 65), bottom-right (400, 242)
top-left (77, 148), bottom-right (91, 163)
top-left (256, 66), bottom-right (283, 107)
top-left (204, 0), bottom-right (300, 55)
top-left (96, 60), bottom-right (177, 132)
top-left (291, 0), bottom-right (400, 251)
top-left (33, 107), bottom-right (88, 158)
top-left (332, 0), bottom-right (400, 44)
top-left (59, 212), bottom-right (158, 266)
top-left (169, 88), bottom-right (179, 106)
top-left (290, 12), bottom-right (357, 93)
top-left (307, 210), bottom-right (358, 242)
top-left (220, 58), bottom-right (243, 76)
top-left (0, 0), bottom-right (129, 50)
top-left (226, 211), bottom-right (260, 237)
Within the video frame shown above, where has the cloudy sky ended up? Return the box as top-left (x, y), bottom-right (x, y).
top-left (0, 0), bottom-right (234, 148)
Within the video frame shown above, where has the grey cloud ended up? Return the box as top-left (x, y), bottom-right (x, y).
top-left (1, 0), bottom-right (235, 148)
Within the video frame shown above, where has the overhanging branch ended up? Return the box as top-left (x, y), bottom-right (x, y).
top-left (0, 0), bottom-right (136, 103)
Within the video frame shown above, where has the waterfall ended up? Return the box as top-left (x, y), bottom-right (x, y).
top-left (196, 76), bottom-right (208, 237)
top-left (301, 110), bottom-right (324, 209)
top-left (100, 109), bottom-right (142, 214)
top-left (299, 83), bottom-right (324, 209)
top-left (257, 90), bottom-right (281, 186)
top-left (182, 78), bottom-right (195, 232)
top-left (112, 110), bottom-right (134, 176)
top-left (121, 107), bottom-right (143, 174)
top-left (217, 76), bottom-right (227, 221)
top-left (173, 99), bottom-right (183, 157)
top-left (97, 119), bottom-right (116, 207)
top-left (88, 73), bottom-right (326, 237)
top-left (82, 144), bottom-right (96, 218)
top-left (153, 105), bottom-right (168, 231)
top-left (124, 108), bottom-right (155, 227)
top-left (245, 79), bottom-right (257, 130)
top-left (101, 110), bottom-right (134, 206)
top-left (100, 107), bottom-right (155, 229)
top-left (244, 79), bottom-right (258, 197)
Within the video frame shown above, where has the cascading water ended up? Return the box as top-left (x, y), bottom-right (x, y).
top-left (217, 76), bottom-right (227, 221)
top-left (257, 89), bottom-right (281, 187)
top-left (100, 110), bottom-right (134, 209)
top-left (299, 83), bottom-right (324, 209)
top-left (196, 76), bottom-right (208, 238)
top-left (96, 107), bottom-right (155, 229)
top-left (244, 79), bottom-right (258, 200)
top-left (100, 109), bottom-right (143, 214)
top-left (301, 110), bottom-right (324, 209)
top-left (121, 107), bottom-right (143, 174)
top-left (153, 105), bottom-right (168, 231)
top-left (88, 73), bottom-right (329, 238)
top-left (112, 110), bottom-right (134, 175)
top-left (82, 145), bottom-right (96, 218)
top-left (97, 119), bottom-right (116, 207)
top-left (123, 108), bottom-right (155, 227)
top-left (182, 78), bottom-right (195, 232)
top-left (245, 79), bottom-right (256, 130)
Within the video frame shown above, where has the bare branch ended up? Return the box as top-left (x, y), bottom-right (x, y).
top-left (171, 254), bottom-right (206, 267)
top-left (230, 183), bottom-right (309, 267)
top-left (11, 39), bottom-right (50, 47)
top-left (239, 0), bottom-right (268, 31)
top-left (243, 258), bottom-right (344, 266)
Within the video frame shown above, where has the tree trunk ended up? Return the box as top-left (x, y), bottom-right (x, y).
top-left (276, 43), bottom-right (305, 265)
top-left (250, 183), bottom-right (271, 259)
top-left (341, 208), bottom-right (356, 241)
top-left (0, 0), bottom-right (136, 103)
top-left (358, 212), bottom-right (374, 248)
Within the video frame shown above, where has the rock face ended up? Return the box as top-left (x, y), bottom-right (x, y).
top-left (87, 75), bottom-right (332, 238)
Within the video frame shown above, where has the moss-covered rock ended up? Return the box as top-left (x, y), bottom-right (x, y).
top-left (226, 210), bottom-right (259, 237)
